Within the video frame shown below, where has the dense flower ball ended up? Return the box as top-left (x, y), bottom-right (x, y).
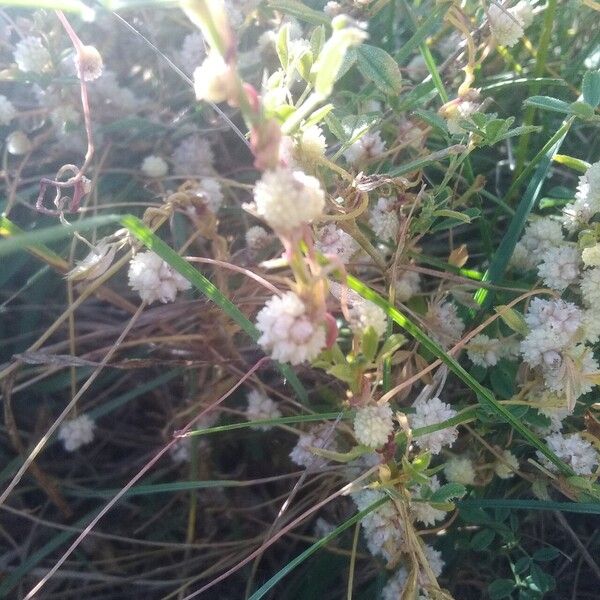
top-left (0, 95), bottom-right (16, 126)
top-left (127, 251), bottom-right (191, 304)
top-left (349, 299), bottom-right (388, 337)
top-left (179, 31), bottom-right (206, 75)
top-left (173, 134), bottom-right (215, 176)
top-left (488, 4), bottom-right (525, 47)
top-left (344, 131), bottom-right (386, 165)
top-left (426, 301), bottom-right (465, 348)
top-left (255, 291), bottom-right (326, 364)
top-left (562, 161), bottom-right (600, 231)
top-left (466, 334), bottom-right (503, 367)
top-left (353, 403), bottom-right (394, 448)
top-left (538, 432), bottom-right (598, 475)
top-left (190, 178), bottom-right (223, 213)
top-left (444, 456), bottom-right (476, 485)
top-left (524, 298), bottom-right (581, 339)
top-left (245, 389), bottom-right (281, 430)
top-left (13, 36), bottom-right (51, 73)
top-left (245, 225), bottom-right (270, 251)
top-left (494, 449), bottom-right (519, 479)
top-left (75, 45), bottom-right (104, 81)
top-left (254, 167), bottom-right (325, 232)
top-left (580, 267), bottom-right (600, 307)
top-left (6, 131), bottom-right (31, 155)
top-left (411, 397), bottom-right (458, 454)
top-left (537, 245), bottom-right (580, 291)
top-left (369, 197), bottom-right (399, 242)
top-left (193, 51), bottom-right (237, 103)
top-left (316, 224), bottom-right (359, 263)
top-left (58, 414), bottom-right (95, 452)
top-left (512, 217), bottom-right (564, 270)
top-left (289, 425), bottom-right (335, 468)
top-left (410, 476), bottom-right (446, 526)
top-left (141, 155), bottom-right (169, 178)
top-left (395, 269), bottom-right (421, 302)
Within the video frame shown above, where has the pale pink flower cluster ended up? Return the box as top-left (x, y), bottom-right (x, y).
top-left (128, 252), bottom-right (191, 304)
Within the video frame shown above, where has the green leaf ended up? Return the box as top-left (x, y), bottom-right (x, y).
top-left (514, 557), bottom-right (531, 574)
top-left (361, 326), bottom-right (379, 363)
top-left (553, 154), bottom-right (590, 173)
top-left (356, 44), bottom-right (402, 96)
top-left (120, 215), bottom-right (308, 403)
top-left (470, 528), bottom-right (495, 550)
top-left (582, 70), bottom-right (600, 107)
top-left (276, 22), bottom-right (290, 69)
top-left (324, 111), bottom-right (348, 141)
top-left (523, 96), bottom-right (571, 114)
top-left (267, 0), bottom-right (331, 26)
top-left (569, 100), bottom-right (595, 119)
top-left (488, 578), bottom-right (516, 599)
top-left (495, 305), bottom-right (529, 335)
top-left (378, 333), bottom-right (407, 360)
top-left (533, 547), bottom-right (560, 562)
top-left (430, 483), bottom-right (467, 503)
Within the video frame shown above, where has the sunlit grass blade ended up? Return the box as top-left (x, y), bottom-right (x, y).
top-left (473, 117), bottom-right (573, 310)
top-left (247, 497), bottom-right (387, 600)
top-left (0, 214), bottom-right (121, 258)
top-left (120, 215), bottom-right (308, 402)
top-left (458, 498), bottom-right (600, 514)
top-left (344, 274), bottom-right (572, 476)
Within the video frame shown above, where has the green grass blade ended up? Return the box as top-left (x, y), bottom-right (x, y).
top-left (344, 275), bottom-right (572, 476)
top-left (248, 497), bottom-right (387, 600)
top-left (0, 215), bottom-right (121, 258)
top-left (395, 4), bottom-right (446, 65)
top-left (458, 499), bottom-right (600, 515)
top-left (473, 117), bottom-right (573, 310)
top-left (120, 215), bottom-right (308, 403)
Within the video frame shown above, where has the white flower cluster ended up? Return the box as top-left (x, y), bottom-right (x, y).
top-left (562, 161), bottom-right (600, 231)
top-left (425, 301), bottom-right (465, 348)
top-left (190, 178), bottom-right (224, 213)
top-left (410, 397), bottom-right (458, 455)
top-left (316, 224), bottom-right (359, 263)
top-left (141, 155), bottom-right (169, 178)
top-left (344, 131), bottom-right (386, 165)
top-left (0, 95), bottom-right (16, 126)
top-left (128, 251), bottom-right (192, 304)
top-left (281, 125), bottom-right (327, 167)
top-left (289, 425), bottom-right (335, 468)
top-left (13, 36), bottom-right (51, 73)
top-left (494, 449), bottom-right (519, 479)
top-left (353, 403), bottom-right (394, 448)
top-left (352, 489), bottom-right (405, 562)
top-left (488, 1), bottom-right (534, 48)
top-left (255, 292), bottom-right (326, 365)
top-left (369, 197), bottom-right (400, 242)
top-left (193, 51), bottom-right (237, 103)
top-left (511, 217), bottom-right (564, 271)
top-left (348, 298), bottom-right (388, 337)
top-left (537, 245), bottom-right (580, 291)
top-left (466, 334), bottom-right (517, 367)
top-left (446, 98), bottom-right (480, 135)
top-left (172, 134), bottom-right (215, 177)
top-left (444, 456), bottom-right (476, 485)
top-left (395, 269), bottom-right (421, 302)
top-left (245, 225), bottom-right (271, 251)
top-left (537, 432), bottom-right (598, 475)
top-left (179, 31), bottom-right (206, 75)
top-left (245, 389), bottom-right (281, 430)
top-left (410, 476), bottom-right (445, 526)
top-left (58, 414), bottom-right (95, 452)
top-left (254, 167), bottom-right (325, 233)
top-left (381, 545), bottom-right (444, 600)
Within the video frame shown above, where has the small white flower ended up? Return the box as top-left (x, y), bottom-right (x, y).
top-left (297, 125), bottom-right (327, 159)
top-left (254, 167), bottom-right (325, 232)
top-left (537, 245), bottom-right (580, 291)
top-left (179, 31), bottom-right (206, 75)
top-left (488, 4), bottom-right (525, 48)
top-left (466, 334), bottom-right (503, 367)
top-left (314, 517), bottom-right (335, 537)
top-left (14, 36), bottom-right (51, 73)
top-left (245, 389), bottom-right (281, 430)
top-left (246, 225), bottom-right (270, 251)
top-left (173, 134), bottom-right (215, 177)
top-left (170, 437), bottom-right (192, 464)
top-left (141, 155), bottom-right (169, 178)
top-left (524, 298), bottom-right (581, 340)
top-left (395, 269), bottom-right (421, 302)
top-left (424, 544), bottom-right (445, 578)
top-left (255, 291), bottom-right (326, 365)
top-left (520, 327), bottom-right (565, 369)
top-left (411, 476), bottom-right (446, 526)
top-left (0, 95), bottom-right (16, 125)
top-left (511, 218), bottom-right (564, 270)
top-left (75, 45), bottom-right (103, 81)
top-left (411, 397), bottom-right (458, 455)
top-left (425, 301), bottom-right (465, 348)
top-left (562, 161), bottom-right (600, 231)
top-left (354, 403), bottom-right (394, 448)
top-left (494, 449), bottom-right (519, 479)
top-left (444, 456), bottom-right (476, 485)
top-left (316, 224), bottom-right (359, 263)
top-left (190, 178), bottom-right (223, 213)
top-left (344, 131), bottom-right (386, 165)
top-left (193, 51), bottom-right (237, 103)
top-left (445, 100), bottom-right (479, 135)
top-left (512, 1), bottom-right (535, 28)
top-left (369, 197), bottom-right (399, 242)
top-left (352, 489), bottom-right (405, 562)
top-left (128, 251), bottom-right (191, 304)
top-left (349, 299), bottom-right (388, 338)
top-left (582, 244), bottom-right (600, 268)
top-left (290, 425), bottom-right (335, 468)
top-left (6, 130), bottom-right (31, 155)
top-left (323, 1), bottom-right (342, 17)
top-left (580, 267), bottom-right (600, 307)
top-left (582, 308), bottom-right (600, 343)
top-left (58, 414), bottom-right (95, 452)
top-left (538, 432), bottom-right (598, 475)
